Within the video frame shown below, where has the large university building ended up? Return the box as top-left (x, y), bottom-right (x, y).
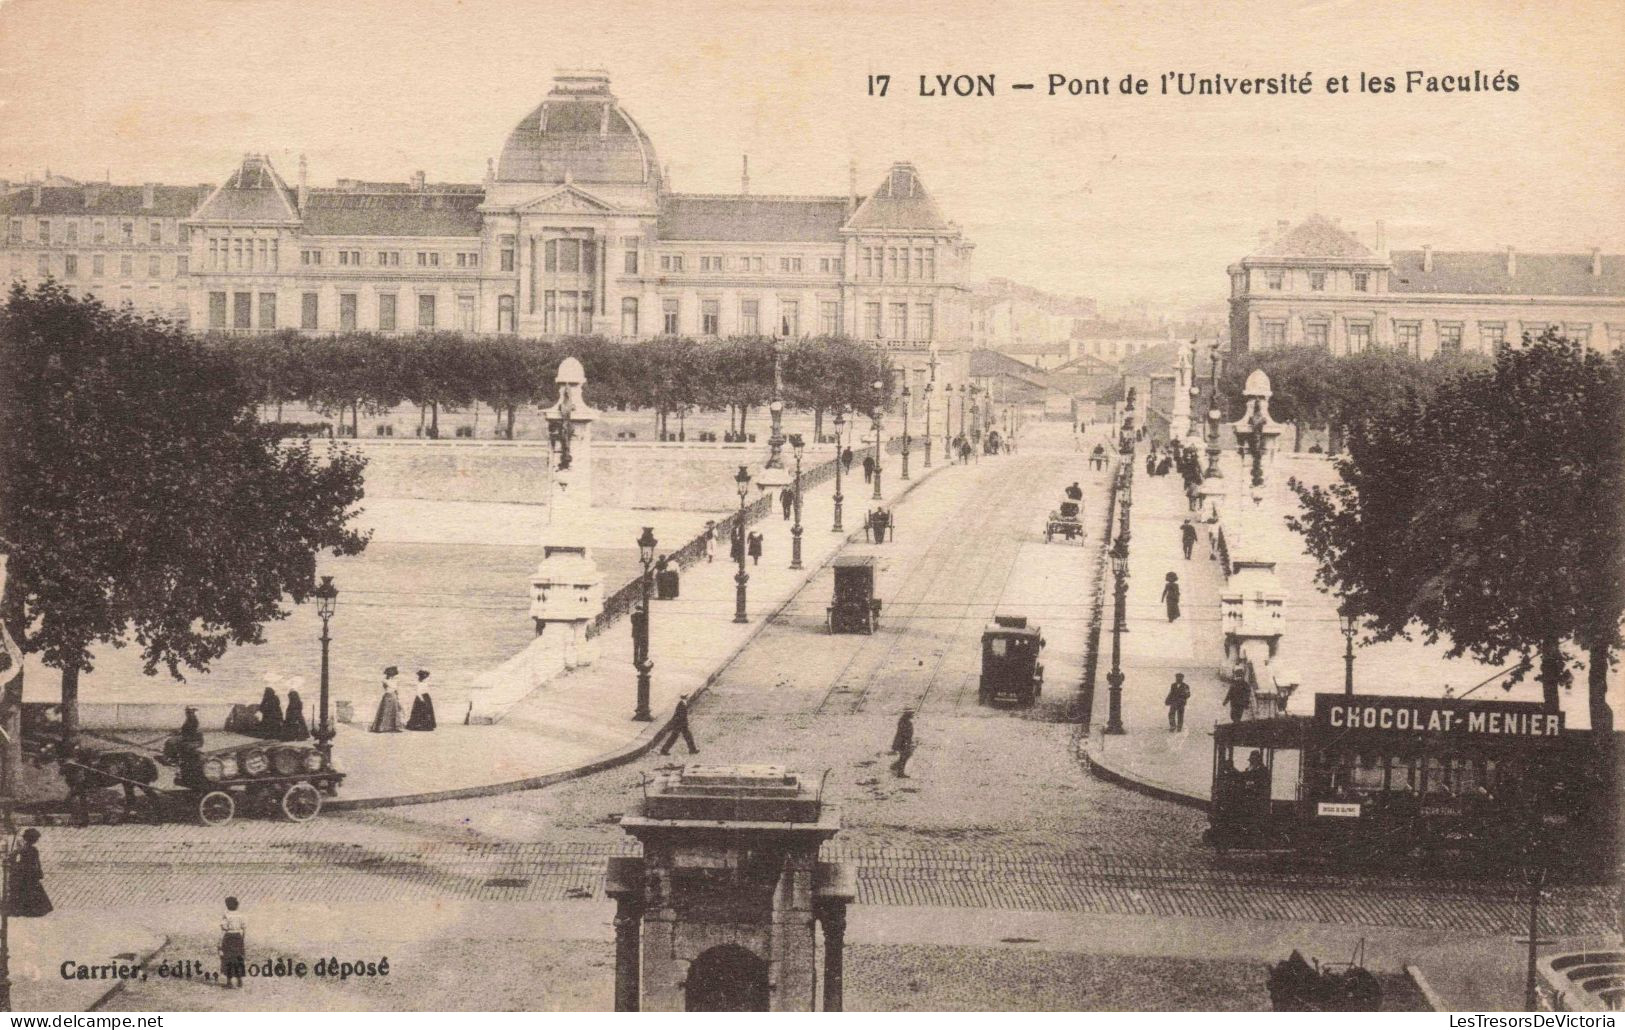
top-left (1228, 215), bottom-right (1625, 356)
top-left (2, 71), bottom-right (973, 368)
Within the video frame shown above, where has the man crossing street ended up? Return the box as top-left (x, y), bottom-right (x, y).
top-left (657, 694), bottom-right (699, 755)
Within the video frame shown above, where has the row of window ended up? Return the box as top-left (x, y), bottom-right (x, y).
top-left (207, 289), bottom-right (483, 333)
top-left (1257, 318), bottom-right (1625, 352)
top-left (7, 216), bottom-right (184, 247)
top-left (278, 247), bottom-right (481, 270)
top-left (654, 253), bottom-right (845, 276)
top-left (29, 252), bottom-right (187, 279)
top-left (633, 297), bottom-right (935, 341)
top-left (858, 245), bottom-right (937, 281)
top-left (1262, 269), bottom-right (1370, 293)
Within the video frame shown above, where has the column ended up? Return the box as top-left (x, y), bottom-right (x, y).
top-left (613, 897), bottom-right (642, 1012)
top-left (820, 903), bottom-right (847, 1012)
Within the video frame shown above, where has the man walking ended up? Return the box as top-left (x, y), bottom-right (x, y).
top-left (1223, 675), bottom-right (1251, 724)
top-left (862, 454), bottom-right (875, 483)
top-left (888, 709), bottom-right (916, 777)
top-left (780, 487), bottom-right (793, 520)
top-left (658, 694), bottom-right (699, 755)
top-left (1165, 673), bottom-right (1191, 731)
top-left (1181, 518), bottom-right (1198, 560)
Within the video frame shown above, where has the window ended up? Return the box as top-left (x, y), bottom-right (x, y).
top-left (1346, 321), bottom-right (1371, 353)
top-left (1353, 272), bottom-right (1369, 293)
top-left (209, 291), bottom-right (227, 329)
top-left (92, 254), bottom-right (104, 278)
top-left (301, 292), bottom-right (319, 330)
top-left (500, 236), bottom-right (516, 272)
top-left (621, 237), bottom-right (638, 274)
top-left (179, 225), bottom-right (189, 244)
top-left (864, 301), bottom-right (882, 337)
top-left (745, 256), bottom-right (764, 273)
top-left (912, 303), bottom-right (933, 340)
top-left (38, 220), bottom-right (50, 245)
top-left (339, 250), bottom-right (353, 266)
top-left (232, 292), bottom-right (252, 329)
top-left (65, 221), bottom-right (78, 244)
top-left (819, 257), bottom-right (843, 275)
top-left (149, 222), bottom-right (162, 244)
top-left (121, 222), bottom-right (134, 244)
top-left (662, 298), bottom-right (680, 334)
top-left (700, 255), bottom-right (722, 272)
top-left (120, 255), bottom-right (133, 278)
top-left (378, 294), bottom-right (397, 331)
top-left (457, 295), bottom-right (475, 332)
top-left (92, 220), bottom-right (105, 243)
top-left (889, 302), bottom-right (908, 339)
top-left (1479, 323), bottom-right (1506, 353)
top-left (36, 254), bottom-right (49, 277)
top-left (498, 295), bottom-right (516, 333)
top-left (417, 294), bottom-right (436, 329)
top-left (1305, 322), bottom-right (1329, 349)
top-left (694, 298), bottom-right (719, 335)
top-left (302, 250), bottom-right (322, 266)
top-left (659, 253), bottom-right (684, 272)
top-left (62, 254), bottom-right (77, 277)
top-left (259, 293), bottom-right (277, 329)
top-left (1309, 271), bottom-right (1327, 291)
top-left (1394, 321), bottom-right (1421, 354)
top-left (543, 290), bottom-right (589, 333)
top-left (1437, 323), bottom-right (1463, 354)
top-left (7, 218), bottom-right (20, 243)
top-left (340, 293), bottom-right (358, 331)
top-left (739, 299), bottom-right (759, 335)
top-left (233, 239), bottom-right (244, 269)
top-left (779, 256), bottom-right (802, 273)
top-left (377, 251), bottom-right (399, 267)
top-left (1259, 319), bottom-right (1286, 348)
top-left (456, 252), bottom-right (479, 268)
top-left (417, 252), bottom-right (428, 267)
top-left (779, 300), bottom-right (799, 337)
top-left (148, 255), bottom-right (161, 277)
top-left (176, 254), bottom-right (188, 275)
top-left (1564, 323), bottom-right (1591, 347)
top-left (913, 248), bottom-right (927, 279)
top-left (1265, 270), bottom-right (1284, 290)
top-left (619, 296), bottom-right (638, 336)
top-left (820, 300), bottom-right (840, 336)
top-left (257, 240), bottom-right (268, 268)
top-left (1523, 320), bottom-right (1554, 341)
top-left (888, 248), bottom-right (906, 280)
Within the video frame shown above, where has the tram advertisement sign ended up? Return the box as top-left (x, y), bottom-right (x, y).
top-left (1314, 694), bottom-right (1564, 738)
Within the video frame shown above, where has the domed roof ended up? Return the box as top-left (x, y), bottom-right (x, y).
top-left (1243, 368), bottom-right (1273, 397)
top-left (496, 72), bottom-right (659, 187)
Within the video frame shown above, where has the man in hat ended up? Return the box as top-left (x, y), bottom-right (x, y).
top-left (1180, 518), bottom-right (1198, 560)
top-left (658, 695), bottom-right (699, 755)
top-left (889, 710), bottom-right (916, 777)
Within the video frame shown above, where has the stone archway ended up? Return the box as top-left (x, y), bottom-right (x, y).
top-left (685, 944), bottom-right (769, 1012)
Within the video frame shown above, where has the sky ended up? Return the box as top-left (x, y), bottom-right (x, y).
top-left (2, 0), bottom-right (1622, 308)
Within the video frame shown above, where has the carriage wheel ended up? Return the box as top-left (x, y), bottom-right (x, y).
top-left (280, 782), bottom-right (323, 822)
top-left (197, 790), bottom-right (236, 827)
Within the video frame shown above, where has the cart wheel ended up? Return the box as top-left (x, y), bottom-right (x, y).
top-left (198, 790), bottom-right (236, 827)
top-left (280, 782), bottom-right (323, 822)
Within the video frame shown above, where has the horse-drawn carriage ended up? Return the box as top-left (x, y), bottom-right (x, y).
top-left (1046, 498), bottom-right (1085, 543)
top-left (1267, 945), bottom-right (1383, 1011)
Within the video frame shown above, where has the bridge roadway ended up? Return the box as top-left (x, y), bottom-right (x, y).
top-left (44, 434), bottom-right (1618, 939)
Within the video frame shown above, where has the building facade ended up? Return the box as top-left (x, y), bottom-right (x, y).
top-left (1229, 215), bottom-right (1625, 356)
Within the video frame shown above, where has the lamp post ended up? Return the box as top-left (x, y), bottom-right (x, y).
top-left (923, 382), bottom-right (934, 468)
top-left (789, 434), bottom-right (805, 570)
top-left (314, 576), bottom-right (338, 760)
top-left (0, 828), bottom-right (11, 1012)
top-left (958, 384), bottom-right (967, 451)
top-left (733, 465), bottom-right (751, 623)
top-left (1340, 609), bottom-right (1358, 697)
top-left (831, 410), bottom-right (845, 532)
top-left (1205, 406), bottom-right (1223, 479)
top-left (1246, 404), bottom-right (1266, 487)
top-left (871, 380), bottom-right (884, 501)
top-left (1105, 539), bottom-right (1129, 735)
top-left (900, 385), bottom-right (912, 481)
top-left (633, 527), bottom-right (656, 720)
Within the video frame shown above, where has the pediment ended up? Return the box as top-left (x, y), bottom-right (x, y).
top-left (515, 184), bottom-right (619, 214)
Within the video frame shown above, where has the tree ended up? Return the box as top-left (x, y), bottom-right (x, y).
top-left (1288, 330), bottom-right (1622, 733)
top-left (0, 282), bottom-right (370, 735)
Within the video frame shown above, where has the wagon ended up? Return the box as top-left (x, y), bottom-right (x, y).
top-left (827, 554), bottom-right (882, 634)
top-left (1046, 500), bottom-right (1085, 543)
top-left (978, 616), bottom-right (1044, 706)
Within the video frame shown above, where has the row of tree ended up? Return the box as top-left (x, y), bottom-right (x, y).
top-left (211, 332), bottom-right (895, 439)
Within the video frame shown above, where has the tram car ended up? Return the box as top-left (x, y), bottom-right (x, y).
top-left (978, 615), bottom-right (1045, 706)
top-left (827, 554), bottom-right (882, 634)
top-left (1205, 693), bottom-right (1620, 874)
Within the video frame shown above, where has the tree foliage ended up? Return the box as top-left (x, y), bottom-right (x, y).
top-left (0, 282), bottom-right (370, 732)
top-left (1287, 330), bottom-right (1623, 733)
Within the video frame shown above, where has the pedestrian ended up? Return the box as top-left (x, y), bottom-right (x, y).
top-left (1207, 519), bottom-right (1219, 560)
top-left (1224, 675), bottom-right (1251, 723)
top-left (1145, 450), bottom-right (1157, 476)
top-left (730, 522), bottom-right (745, 563)
top-left (256, 685), bottom-right (284, 739)
top-left (888, 709), bottom-right (916, 777)
top-left (842, 446), bottom-right (854, 472)
top-left (178, 706), bottom-right (204, 748)
top-left (747, 531), bottom-right (763, 565)
top-left (1165, 673), bottom-right (1191, 732)
top-left (960, 440), bottom-right (972, 464)
top-left (370, 666), bottom-right (403, 733)
top-left (780, 487), bottom-right (793, 520)
top-left (1160, 572), bottom-right (1181, 622)
top-left (658, 694), bottom-right (699, 755)
top-left (280, 689), bottom-right (310, 741)
top-left (1186, 478), bottom-right (1200, 512)
top-left (1091, 443), bottom-right (1105, 470)
top-left (1065, 481), bottom-right (1083, 502)
top-left (1180, 519), bottom-right (1198, 560)
top-left (704, 520), bottom-right (717, 563)
top-left (5, 828), bottom-right (53, 918)
top-left (219, 896), bottom-right (246, 989)
top-left (406, 669), bottom-right (437, 731)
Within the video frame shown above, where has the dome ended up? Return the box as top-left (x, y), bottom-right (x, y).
top-left (556, 356), bottom-right (585, 384)
top-left (1243, 369), bottom-right (1273, 398)
top-left (496, 72), bottom-right (660, 186)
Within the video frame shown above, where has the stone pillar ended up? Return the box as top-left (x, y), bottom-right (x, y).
top-left (820, 903), bottom-right (847, 1012)
top-left (613, 897), bottom-right (642, 1012)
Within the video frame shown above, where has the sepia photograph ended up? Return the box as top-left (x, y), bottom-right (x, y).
top-left (0, 0), bottom-right (1621, 1016)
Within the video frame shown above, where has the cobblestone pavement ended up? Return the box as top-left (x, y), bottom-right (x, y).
top-left (42, 436), bottom-right (1618, 947)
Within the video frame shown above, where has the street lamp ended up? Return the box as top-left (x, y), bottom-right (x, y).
top-left (314, 575), bottom-right (338, 758)
top-left (789, 434), bottom-right (805, 570)
top-left (1340, 608), bottom-right (1358, 697)
top-left (1105, 539), bottom-right (1129, 735)
top-left (831, 410), bottom-right (846, 532)
top-left (733, 466), bottom-right (751, 623)
top-left (871, 380), bottom-right (884, 501)
top-left (958, 384), bottom-right (967, 452)
top-left (923, 382), bottom-right (934, 468)
top-left (900, 385), bottom-right (912, 481)
top-left (1205, 406), bottom-right (1223, 478)
top-left (970, 400), bottom-right (981, 462)
top-left (633, 527), bottom-right (657, 721)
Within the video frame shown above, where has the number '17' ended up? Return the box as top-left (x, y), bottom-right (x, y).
top-left (867, 74), bottom-right (890, 97)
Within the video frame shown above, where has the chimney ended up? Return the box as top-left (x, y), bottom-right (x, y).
top-left (848, 159), bottom-right (858, 215)
top-left (1422, 245), bottom-right (1433, 273)
top-left (1506, 245), bottom-right (1516, 277)
top-left (31, 184), bottom-right (41, 207)
top-left (1592, 248), bottom-right (1602, 277)
top-left (297, 154), bottom-right (309, 209)
top-left (741, 155), bottom-right (750, 195)
top-left (411, 169), bottom-right (425, 192)
top-left (142, 183), bottom-right (155, 209)
top-left (485, 157), bottom-right (494, 185)
top-left (1374, 219), bottom-right (1387, 255)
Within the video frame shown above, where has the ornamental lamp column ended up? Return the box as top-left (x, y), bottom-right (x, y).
top-left (900, 385), bottom-right (912, 481)
top-left (1340, 609), bottom-right (1358, 697)
top-left (831, 410), bottom-right (846, 532)
top-left (633, 527), bottom-right (657, 721)
top-left (733, 465), bottom-right (752, 624)
top-left (313, 576), bottom-right (338, 761)
top-left (871, 380), bottom-right (884, 501)
top-left (922, 382), bottom-right (934, 468)
top-left (1105, 539), bottom-right (1129, 735)
top-left (789, 434), bottom-right (805, 570)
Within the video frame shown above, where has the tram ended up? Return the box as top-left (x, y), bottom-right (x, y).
top-left (1205, 693), bottom-right (1621, 874)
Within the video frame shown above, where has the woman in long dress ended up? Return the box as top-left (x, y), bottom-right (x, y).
top-left (281, 690), bottom-right (311, 741)
top-left (370, 666), bottom-right (403, 733)
top-left (1161, 572), bottom-right (1182, 622)
top-left (405, 670), bottom-right (436, 731)
top-left (6, 828), bottom-right (53, 917)
top-left (256, 686), bottom-right (284, 739)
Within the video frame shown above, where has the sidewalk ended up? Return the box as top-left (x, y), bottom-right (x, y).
top-left (8, 911), bottom-right (165, 1011)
